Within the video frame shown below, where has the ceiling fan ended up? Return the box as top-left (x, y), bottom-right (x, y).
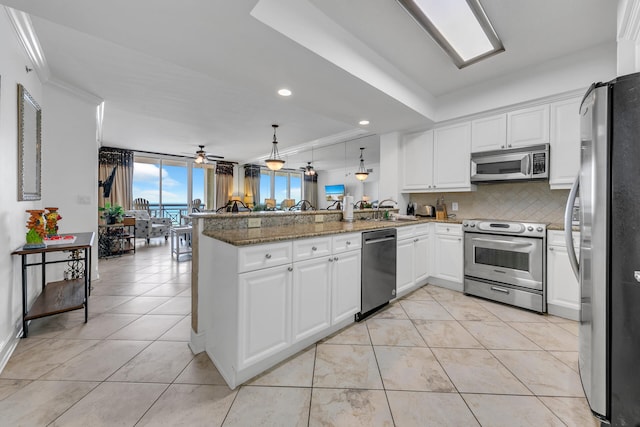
top-left (300, 161), bottom-right (316, 176)
top-left (192, 145), bottom-right (223, 164)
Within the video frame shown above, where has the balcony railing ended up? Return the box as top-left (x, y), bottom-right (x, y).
top-left (147, 203), bottom-right (202, 225)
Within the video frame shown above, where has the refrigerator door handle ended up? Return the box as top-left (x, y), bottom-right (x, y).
top-left (564, 174), bottom-right (580, 280)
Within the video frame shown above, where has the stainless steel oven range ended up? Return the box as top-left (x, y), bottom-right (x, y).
top-left (462, 219), bottom-right (547, 313)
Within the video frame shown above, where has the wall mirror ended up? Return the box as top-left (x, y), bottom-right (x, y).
top-left (17, 83), bottom-right (42, 201)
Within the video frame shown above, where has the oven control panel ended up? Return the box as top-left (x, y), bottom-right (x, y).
top-left (462, 219), bottom-right (546, 238)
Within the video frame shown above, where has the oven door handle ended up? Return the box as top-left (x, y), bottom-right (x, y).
top-left (470, 237), bottom-right (535, 248)
top-left (564, 175), bottom-right (580, 280)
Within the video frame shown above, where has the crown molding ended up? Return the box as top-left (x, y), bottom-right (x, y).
top-left (618, 0), bottom-right (640, 42)
top-left (5, 6), bottom-right (50, 82)
top-left (47, 77), bottom-right (104, 105)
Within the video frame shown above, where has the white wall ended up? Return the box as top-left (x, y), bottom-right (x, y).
top-left (42, 84), bottom-right (99, 280)
top-left (0, 11), bottom-right (99, 371)
top-left (0, 9), bottom-right (44, 369)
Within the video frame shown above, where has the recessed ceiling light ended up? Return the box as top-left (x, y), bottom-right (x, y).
top-left (359, 120), bottom-right (370, 126)
top-left (278, 88), bottom-right (292, 97)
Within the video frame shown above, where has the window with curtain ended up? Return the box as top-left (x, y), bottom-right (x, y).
top-left (260, 169), bottom-right (303, 206)
top-left (99, 147), bottom-right (134, 210)
top-left (215, 162), bottom-right (234, 210)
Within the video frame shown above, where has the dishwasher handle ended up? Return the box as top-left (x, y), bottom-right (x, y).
top-left (364, 235), bottom-right (396, 244)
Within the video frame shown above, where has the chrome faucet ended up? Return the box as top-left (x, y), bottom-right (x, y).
top-left (375, 199), bottom-right (397, 219)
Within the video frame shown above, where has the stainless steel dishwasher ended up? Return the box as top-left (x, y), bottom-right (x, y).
top-left (357, 228), bottom-right (397, 320)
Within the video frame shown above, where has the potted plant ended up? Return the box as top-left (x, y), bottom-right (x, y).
top-left (99, 202), bottom-right (124, 224)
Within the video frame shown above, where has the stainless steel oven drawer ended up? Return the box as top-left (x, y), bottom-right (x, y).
top-left (464, 277), bottom-right (545, 313)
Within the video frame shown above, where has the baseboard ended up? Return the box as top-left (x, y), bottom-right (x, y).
top-left (189, 328), bottom-right (206, 354)
top-left (0, 324), bottom-right (22, 375)
top-left (427, 277), bottom-right (464, 292)
top-left (547, 303), bottom-right (580, 321)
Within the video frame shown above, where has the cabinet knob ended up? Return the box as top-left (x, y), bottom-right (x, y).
top-left (501, 145), bottom-right (505, 149)
top-left (428, 185), bottom-right (432, 188)
top-left (334, 256), bottom-right (339, 261)
top-left (312, 246), bottom-right (317, 251)
top-left (446, 228), bottom-right (450, 232)
top-left (549, 247), bottom-right (554, 251)
top-left (458, 238), bottom-right (462, 241)
top-left (328, 258), bottom-right (333, 262)
top-left (265, 253), bottom-right (272, 259)
top-left (346, 241), bottom-right (351, 245)
top-left (414, 238), bottom-right (419, 242)
top-left (508, 144), bottom-right (512, 148)
top-left (287, 266), bottom-right (293, 272)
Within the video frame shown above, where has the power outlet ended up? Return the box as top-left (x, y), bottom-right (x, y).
top-left (315, 215), bottom-right (324, 223)
top-left (248, 218), bottom-right (261, 228)
top-left (451, 202), bottom-right (459, 211)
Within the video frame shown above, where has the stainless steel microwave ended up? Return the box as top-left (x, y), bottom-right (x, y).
top-left (470, 144), bottom-right (549, 183)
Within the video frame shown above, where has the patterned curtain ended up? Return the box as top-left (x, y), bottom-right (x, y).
top-left (244, 164), bottom-right (261, 208)
top-left (215, 162), bottom-right (234, 209)
top-left (98, 147), bottom-right (134, 210)
top-left (304, 172), bottom-right (318, 209)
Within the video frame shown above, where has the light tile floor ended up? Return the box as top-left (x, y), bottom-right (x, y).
top-left (0, 243), bottom-right (599, 426)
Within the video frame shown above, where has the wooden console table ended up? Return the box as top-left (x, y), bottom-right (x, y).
top-left (11, 232), bottom-right (94, 338)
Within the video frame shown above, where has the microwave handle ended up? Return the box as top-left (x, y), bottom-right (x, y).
top-left (525, 153), bottom-right (532, 176)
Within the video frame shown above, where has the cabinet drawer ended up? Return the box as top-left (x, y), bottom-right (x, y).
top-left (396, 225), bottom-right (416, 240)
top-left (435, 223), bottom-right (462, 236)
top-left (332, 233), bottom-right (361, 254)
top-left (414, 223), bottom-right (430, 236)
top-left (293, 237), bottom-right (332, 262)
top-left (238, 241), bottom-right (292, 273)
top-left (547, 230), bottom-right (579, 248)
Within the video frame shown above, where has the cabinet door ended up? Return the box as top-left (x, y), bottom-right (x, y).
top-left (396, 238), bottom-right (415, 295)
top-left (549, 97), bottom-right (581, 189)
top-left (238, 265), bottom-right (292, 369)
top-left (471, 114), bottom-right (506, 152)
top-left (507, 104), bottom-right (550, 148)
top-left (401, 130), bottom-right (434, 190)
top-left (547, 245), bottom-right (580, 313)
top-left (413, 234), bottom-right (430, 284)
top-left (292, 258), bottom-right (332, 343)
top-left (433, 234), bottom-right (463, 283)
top-left (332, 250), bottom-right (361, 324)
top-left (433, 123), bottom-right (471, 190)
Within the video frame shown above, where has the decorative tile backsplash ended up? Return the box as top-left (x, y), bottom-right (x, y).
top-left (411, 182), bottom-right (569, 224)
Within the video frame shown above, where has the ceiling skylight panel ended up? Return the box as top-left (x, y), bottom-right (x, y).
top-left (398, 0), bottom-right (504, 68)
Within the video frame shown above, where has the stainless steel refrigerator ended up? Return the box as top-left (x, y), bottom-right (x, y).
top-left (565, 72), bottom-right (640, 425)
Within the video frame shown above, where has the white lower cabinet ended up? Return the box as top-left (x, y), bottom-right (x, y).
top-left (238, 264), bottom-right (292, 369)
top-left (292, 257), bottom-right (331, 343)
top-left (331, 249), bottom-right (361, 324)
top-left (547, 230), bottom-right (580, 320)
top-left (433, 224), bottom-right (463, 284)
top-left (396, 225), bottom-right (431, 296)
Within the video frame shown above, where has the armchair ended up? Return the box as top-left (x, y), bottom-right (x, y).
top-left (124, 210), bottom-right (171, 243)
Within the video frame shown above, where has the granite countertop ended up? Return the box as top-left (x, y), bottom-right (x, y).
top-left (547, 223), bottom-right (580, 231)
top-left (204, 217), bottom-right (463, 246)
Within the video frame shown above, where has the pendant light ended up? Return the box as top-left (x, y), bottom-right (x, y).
top-left (355, 147), bottom-right (369, 181)
top-left (265, 124), bottom-right (285, 171)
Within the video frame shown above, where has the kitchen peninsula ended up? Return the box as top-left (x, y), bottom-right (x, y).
top-left (189, 209), bottom-right (462, 389)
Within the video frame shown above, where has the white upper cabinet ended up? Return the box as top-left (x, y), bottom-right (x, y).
top-left (507, 104), bottom-right (550, 148)
top-left (433, 122), bottom-right (472, 190)
top-left (400, 124), bottom-right (472, 193)
top-left (549, 97), bottom-right (581, 189)
top-left (471, 114), bottom-right (507, 152)
top-left (401, 130), bottom-right (434, 191)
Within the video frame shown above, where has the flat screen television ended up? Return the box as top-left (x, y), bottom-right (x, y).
top-left (325, 184), bottom-right (345, 201)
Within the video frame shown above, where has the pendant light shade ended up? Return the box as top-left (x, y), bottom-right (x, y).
top-left (265, 124), bottom-right (285, 171)
top-left (355, 147), bottom-right (369, 181)
top-left (304, 147), bottom-right (316, 176)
